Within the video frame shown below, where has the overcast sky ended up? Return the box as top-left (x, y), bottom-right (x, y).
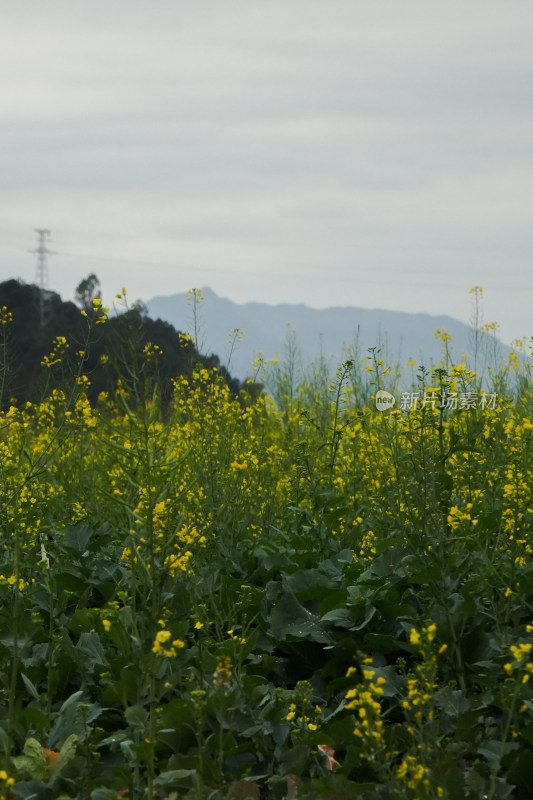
top-left (1, 1), bottom-right (532, 348)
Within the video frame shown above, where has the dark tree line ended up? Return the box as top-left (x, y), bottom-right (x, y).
top-left (0, 278), bottom-right (259, 411)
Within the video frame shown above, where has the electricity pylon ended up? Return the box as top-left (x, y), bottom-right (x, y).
top-left (30, 229), bottom-right (54, 289)
top-left (29, 229), bottom-right (56, 325)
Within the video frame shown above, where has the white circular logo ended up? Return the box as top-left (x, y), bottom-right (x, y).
top-left (375, 390), bottom-right (395, 411)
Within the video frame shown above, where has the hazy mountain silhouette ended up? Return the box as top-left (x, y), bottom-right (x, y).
top-left (147, 287), bottom-right (511, 380)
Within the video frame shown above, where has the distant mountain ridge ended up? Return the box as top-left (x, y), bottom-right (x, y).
top-left (147, 287), bottom-right (511, 380)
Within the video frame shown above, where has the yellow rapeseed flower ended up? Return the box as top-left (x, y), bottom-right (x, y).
top-left (410, 628), bottom-right (421, 646)
top-left (230, 460), bottom-right (248, 471)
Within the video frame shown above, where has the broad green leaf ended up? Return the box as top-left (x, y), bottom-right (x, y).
top-left (12, 737), bottom-right (48, 781)
top-left (153, 768), bottom-right (196, 788)
top-left (21, 672), bottom-right (40, 701)
top-left (50, 733), bottom-right (78, 776)
top-left (60, 523), bottom-right (95, 554)
top-left (478, 739), bottom-right (519, 768)
top-left (125, 704), bottom-right (149, 729)
top-left (77, 630), bottom-right (108, 668)
top-left (269, 591), bottom-right (333, 644)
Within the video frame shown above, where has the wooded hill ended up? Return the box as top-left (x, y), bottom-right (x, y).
top-left (0, 279), bottom-right (252, 410)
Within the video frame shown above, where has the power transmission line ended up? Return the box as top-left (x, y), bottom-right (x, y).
top-left (55, 249), bottom-right (533, 294)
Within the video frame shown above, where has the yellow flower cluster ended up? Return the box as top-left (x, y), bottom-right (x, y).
top-left (213, 656), bottom-right (233, 690)
top-left (164, 551), bottom-right (193, 575)
top-left (434, 328), bottom-right (452, 343)
top-left (41, 335), bottom-right (69, 368)
top-left (230, 460), bottom-right (248, 471)
top-left (402, 625), bottom-right (444, 725)
top-left (152, 629), bottom-right (185, 658)
top-left (502, 464), bottom-right (532, 548)
top-left (447, 502), bottom-right (477, 531)
top-left (409, 623), bottom-right (437, 648)
top-left (143, 342), bottom-right (163, 363)
top-left (0, 305), bottom-right (13, 325)
top-left (284, 682), bottom-right (322, 735)
top-left (0, 574), bottom-right (29, 591)
top-left (345, 659), bottom-right (386, 752)
top-left (356, 527), bottom-right (378, 563)
top-left (504, 639), bottom-right (533, 681)
top-left (285, 702), bottom-right (297, 721)
top-left (227, 629), bottom-right (246, 645)
top-left (396, 755), bottom-right (430, 790)
top-left (0, 768), bottom-right (15, 798)
top-left (81, 296), bottom-right (109, 323)
top-left (284, 701), bottom-right (319, 731)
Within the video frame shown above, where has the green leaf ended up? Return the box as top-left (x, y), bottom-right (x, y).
top-left (153, 769), bottom-right (196, 788)
top-left (435, 687), bottom-right (470, 717)
top-left (91, 790), bottom-right (122, 800)
top-left (361, 546), bottom-right (410, 580)
top-left (364, 632), bottom-right (404, 653)
top-left (268, 775), bottom-right (291, 800)
top-left (60, 523), bottom-right (95, 554)
top-left (10, 781), bottom-right (53, 800)
top-left (125, 704), bottom-right (149, 729)
top-left (320, 607), bottom-right (354, 628)
top-left (478, 739), bottom-right (519, 768)
top-left (21, 672), bottom-right (40, 701)
top-left (507, 746), bottom-right (533, 789)
top-left (22, 706), bottom-right (50, 734)
top-left (284, 569), bottom-right (337, 602)
top-left (350, 601), bottom-right (377, 631)
top-left (77, 631), bottom-right (108, 668)
top-left (54, 568), bottom-right (90, 592)
top-left (48, 691), bottom-right (101, 747)
top-left (57, 689), bottom-right (84, 714)
top-left (279, 743), bottom-right (310, 774)
top-left (12, 737), bottom-right (48, 781)
top-left (269, 591), bottom-right (333, 644)
top-left (50, 733), bottom-right (78, 776)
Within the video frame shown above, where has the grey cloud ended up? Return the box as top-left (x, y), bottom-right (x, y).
top-left (0, 0), bottom-right (532, 346)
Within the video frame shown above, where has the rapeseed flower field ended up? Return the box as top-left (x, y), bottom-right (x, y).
top-left (0, 301), bottom-right (532, 799)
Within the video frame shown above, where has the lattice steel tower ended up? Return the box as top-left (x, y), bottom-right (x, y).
top-left (29, 228), bottom-right (57, 325)
top-left (31, 228), bottom-right (53, 289)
